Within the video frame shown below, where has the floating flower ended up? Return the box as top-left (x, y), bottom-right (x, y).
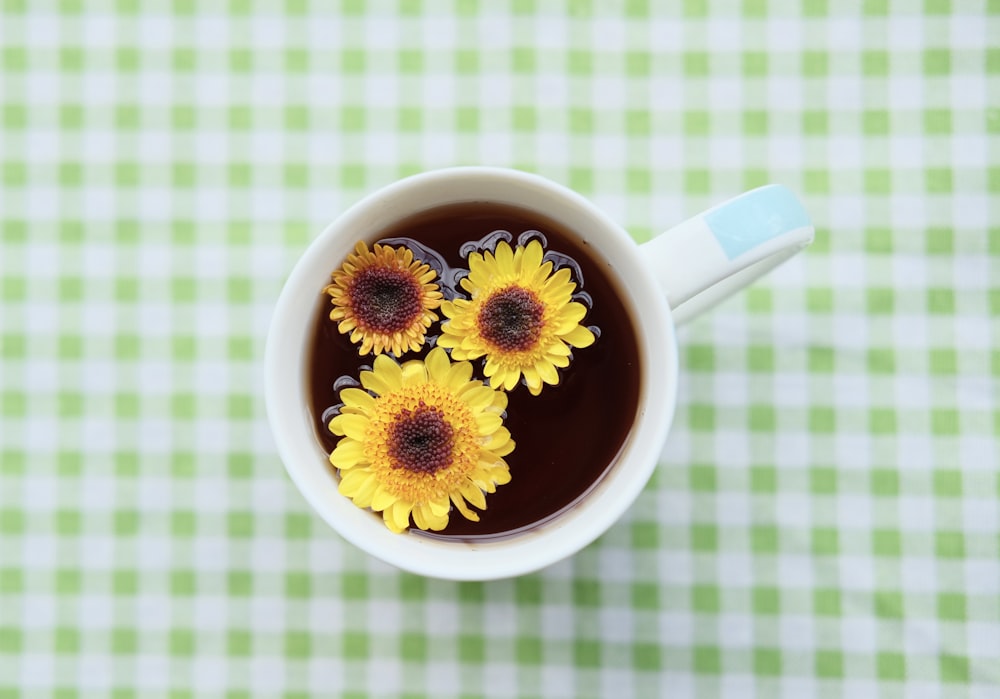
top-left (437, 240), bottom-right (595, 395)
top-left (325, 241), bottom-right (443, 356)
top-left (328, 347), bottom-right (514, 533)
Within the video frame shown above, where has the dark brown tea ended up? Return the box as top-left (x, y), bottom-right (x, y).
top-left (307, 202), bottom-right (641, 540)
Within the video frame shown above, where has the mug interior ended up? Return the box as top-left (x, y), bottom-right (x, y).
top-left (265, 167), bottom-right (678, 580)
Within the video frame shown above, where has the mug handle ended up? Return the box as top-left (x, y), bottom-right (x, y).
top-left (640, 184), bottom-right (814, 326)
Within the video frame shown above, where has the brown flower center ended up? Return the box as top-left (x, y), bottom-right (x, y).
top-left (388, 402), bottom-right (455, 475)
top-left (477, 286), bottom-right (544, 352)
top-left (348, 265), bottom-right (423, 334)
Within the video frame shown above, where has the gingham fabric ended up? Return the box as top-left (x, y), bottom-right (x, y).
top-left (1, 2), bottom-right (997, 697)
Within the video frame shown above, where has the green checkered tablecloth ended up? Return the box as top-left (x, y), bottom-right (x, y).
top-left (1, 1), bottom-right (997, 697)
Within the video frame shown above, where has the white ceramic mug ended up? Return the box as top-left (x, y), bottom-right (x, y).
top-left (265, 167), bottom-right (813, 580)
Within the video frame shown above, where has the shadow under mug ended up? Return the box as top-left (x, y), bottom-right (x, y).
top-left (265, 167), bottom-right (813, 580)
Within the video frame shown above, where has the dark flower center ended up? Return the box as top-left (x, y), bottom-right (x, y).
top-left (388, 402), bottom-right (455, 475)
top-left (477, 286), bottom-right (544, 352)
top-left (349, 265), bottom-right (423, 334)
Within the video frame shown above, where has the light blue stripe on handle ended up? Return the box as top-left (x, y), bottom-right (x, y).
top-left (641, 183), bottom-right (814, 325)
top-left (704, 184), bottom-right (812, 260)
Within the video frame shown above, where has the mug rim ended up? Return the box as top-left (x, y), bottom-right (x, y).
top-left (265, 166), bottom-right (678, 580)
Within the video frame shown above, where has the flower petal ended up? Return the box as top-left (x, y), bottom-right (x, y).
top-left (528, 260), bottom-right (554, 287)
top-left (390, 500), bottom-right (413, 532)
top-left (534, 359), bottom-right (560, 386)
top-left (372, 354), bottom-right (404, 388)
top-left (427, 497), bottom-right (451, 517)
top-left (465, 253), bottom-right (490, 286)
top-left (522, 365), bottom-right (542, 393)
top-left (494, 241), bottom-right (515, 277)
top-left (424, 346), bottom-right (450, 383)
top-left (340, 387), bottom-right (376, 413)
top-left (371, 485), bottom-right (396, 512)
top-left (435, 331), bottom-right (459, 349)
top-left (502, 369), bottom-right (521, 391)
top-left (328, 415), bottom-right (346, 436)
top-left (482, 355), bottom-right (500, 378)
top-left (492, 466), bottom-right (512, 485)
top-left (518, 239), bottom-right (544, 276)
top-left (494, 438), bottom-right (515, 458)
top-left (460, 482), bottom-right (487, 510)
top-left (357, 335), bottom-right (374, 355)
top-left (450, 493), bottom-right (479, 522)
top-left (542, 267), bottom-right (573, 293)
top-left (482, 427), bottom-right (514, 456)
top-left (338, 467), bottom-right (373, 497)
top-left (457, 385), bottom-right (495, 412)
top-left (476, 411), bottom-right (503, 435)
top-left (562, 325), bottom-right (595, 348)
top-left (546, 341), bottom-right (572, 357)
top-left (336, 414), bottom-right (369, 442)
top-left (555, 301), bottom-right (588, 328)
top-left (416, 503), bottom-right (449, 531)
top-left (449, 345), bottom-right (477, 360)
top-left (547, 351), bottom-right (571, 368)
top-left (383, 509), bottom-right (406, 534)
top-left (401, 359), bottom-right (427, 386)
top-left (442, 352), bottom-right (478, 390)
top-left (489, 390), bottom-right (508, 412)
top-left (330, 438), bottom-right (366, 468)
top-left (350, 471), bottom-right (379, 507)
top-left (441, 299), bottom-right (461, 319)
top-left (411, 505), bottom-right (429, 530)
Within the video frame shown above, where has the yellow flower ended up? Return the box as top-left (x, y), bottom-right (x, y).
top-left (325, 241), bottom-right (443, 356)
top-left (328, 347), bottom-right (514, 533)
top-left (437, 240), bottom-right (595, 395)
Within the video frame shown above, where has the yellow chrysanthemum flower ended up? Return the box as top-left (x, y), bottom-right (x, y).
top-left (328, 347), bottom-right (514, 533)
top-left (437, 240), bottom-right (595, 395)
top-left (324, 241), bottom-right (443, 356)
